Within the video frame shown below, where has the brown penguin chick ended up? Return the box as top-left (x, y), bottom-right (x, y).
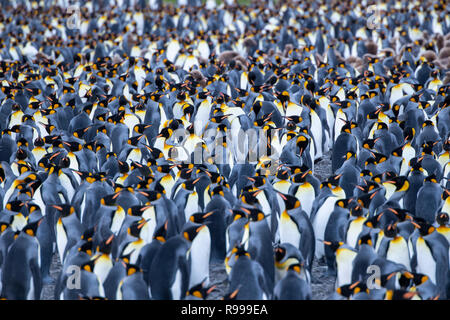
top-left (421, 50), bottom-right (438, 63)
top-left (439, 47), bottom-right (450, 60)
top-left (233, 55), bottom-right (249, 69)
top-left (444, 33), bottom-right (450, 42)
top-left (233, 59), bottom-right (248, 72)
top-left (218, 50), bottom-right (240, 64)
top-left (190, 70), bottom-right (207, 87)
top-left (346, 56), bottom-right (363, 69)
top-left (435, 34), bottom-right (444, 51)
top-left (283, 43), bottom-right (294, 57)
top-left (334, 51), bottom-right (345, 65)
top-left (444, 41), bottom-right (450, 48)
top-left (443, 71), bottom-right (450, 85)
top-left (112, 53), bottom-right (124, 65)
top-left (243, 37), bottom-right (258, 50)
top-left (365, 40), bottom-right (378, 55)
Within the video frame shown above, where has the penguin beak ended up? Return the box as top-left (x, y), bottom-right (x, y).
top-left (411, 221), bottom-right (421, 229)
top-left (387, 208), bottom-right (398, 215)
top-left (106, 235), bottom-right (114, 244)
top-left (206, 285), bottom-right (216, 295)
top-left (193, 177), bottom-right (201, 184)
top-left (277, 192), bottom-right (287, 201)
top-left (203, 211), bottom-right (214, 219)
top-left (51, 205), bottom-right (63, 211)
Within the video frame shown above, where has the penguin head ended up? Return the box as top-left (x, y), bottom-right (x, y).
top-left (183, 224), bottom-right (207, 242)
top-left (403, 127), bottom-right (415, 141)
top-left (124, 262), bottom-right (142, 277)
top-left (423, 174), bottom-right (438, 184)
top-left (386, 208), bottom-right (413, 223)
top-left (383, 175), bottom-right (409, 192)
top-left (186, 282), bottom-right (216, 300)
top-left (189, 211), bottom-right (214, 224)
top-left (52, 204), bottom-right (75, 218)
top-left (337, 281), bottom-right (369, 298)
top-left (81, 227), bottom-right (95, 242)
top-left (436, 212), bottom-right (449, 226)
top-left (78, 240), bottom-right (94, 257)
top-left (232, 245), bottom-right (251, 260)
top-left (358, 233), bottom-right (374, 247)
top-left (412, 217), bottom-right (435, 237)
top-left (295, 135), bottom-right (309, 155)
top-left (323, 240), bottom-right (344, 253)
top-left (278, 192), bottom-right (301, 211)
top-left (21, 218), bottom-right (43, 237)
top-left (240, 190), bottom-right (260, 206)
top-left (384, 289), bottom-right (419, 300)
top-left (336, 198), bottom-right (353, 209)
top-left (138, 190), bottom-right (162, 203)
top-left (211, 185), bottom-right (226, 197)
top-left (245, 208), bottom-right (266, 222)
top-left (127, 219), bottom-right (146, 239)
top-left (118, 161), bottom-right (130, 174)
top-left (183, 177), bottom-right (200, 192)
top-left (153, 222), bottom-right (168, 243)
top-left (286, 263), bottom-right (304, 275)
top-left (383, 223), bottom-right (399, 238)
top-left (97, 234), bottom-right (114, 255)
top-left (292, 170), bottom-right (310, 184)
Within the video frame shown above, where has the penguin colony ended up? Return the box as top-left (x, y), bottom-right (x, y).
top-left (0, 0), bottom-right (449, 301)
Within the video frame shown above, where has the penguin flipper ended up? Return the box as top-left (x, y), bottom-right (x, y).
top-left (30, 257), bottom-right (42, 300)
top-left (178, 254), bottom-right (190, 300)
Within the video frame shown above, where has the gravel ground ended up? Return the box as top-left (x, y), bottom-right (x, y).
top-left (42, 152), bottom-right (335, 300)
top-left (41, 254), bottom-right (62, 300)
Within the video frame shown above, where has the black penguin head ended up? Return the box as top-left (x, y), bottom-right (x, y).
top-left (358, 233), bottom-right (373, 246)
top-left (78, 240), bottom-right (94, 256)
top-left (436, 212), bottom-right (449, 226)
top-left (292, 170), bottom-right (309, 183)
top-left (296, 135), bottom-right (309, 154)
top-left (323, 240), bottom-right (344, 252)
top-left (384, 223), bottom-right (399, 238)
top-left (424, 174), bottom-right (438, 184)
top-left (186, 282), bottom-right (216, 300)
top-left (287, 263), bottom-right (303, 274)
top-left (386, 208), bottom-right (413, 223)
top-left (278, 193), bottom-right (301, 211)
top-left (124, 262), bottom-right (141, 277)
top-left (128, 219), bottom-right (146, 238)
top-left (138, 190), bottom-right (162, 202)
top-left (189, 211), bottom-right (214, 224)
top-left (385, 176), bottom-right (409, 192)
top-left (336, 198), bottom-right (353, 209)
top-left (22, 218), bottom-right (43, 237)
top-left (153, 221), bottom-right (168, 243)
top-left (81, 227), bottom-right (96, 242)
top-left (245, 208), bottom-right (266, 222)
top-left (183, 224), bottom-right (207, 242)
top-left (274, 245), bottom-right (287, 263)
top-left (232, 245), bottom-right (251, 260)
top-left (385, 289), bottom-right (419, 300)
top-left (412, 217), bottom-right (435, 237)
top-left (337, 281), bottom-right (368, 298)
top-left (97, 234), bottom-right (114, 254)
top-left (183, 178), bottom-right (200, 191)
top-left (52, 204), bottom-right (75, 218)
top-left (118, 161), bottom-right (129, 174)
